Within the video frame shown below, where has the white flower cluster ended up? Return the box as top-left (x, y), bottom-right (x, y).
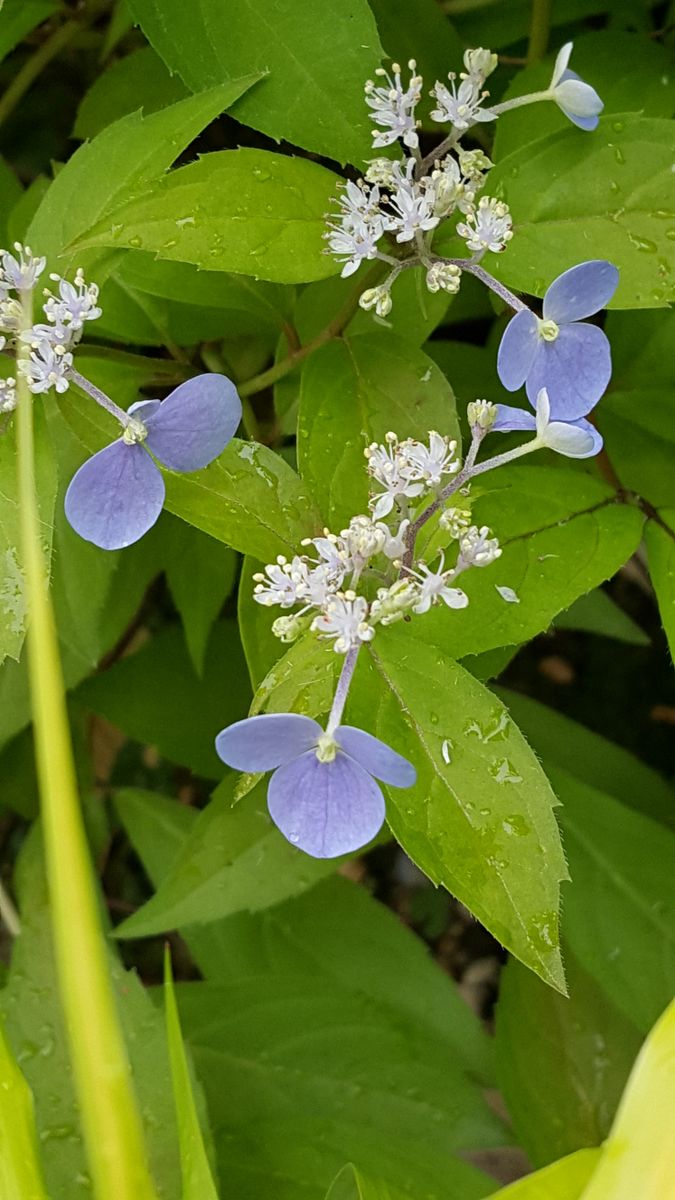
top-left (252, 429), bottom-right (504, 656)
top-left (324, 50), bottom-right (513, 313)
top-left (0, 244), bottom-right (102, 399)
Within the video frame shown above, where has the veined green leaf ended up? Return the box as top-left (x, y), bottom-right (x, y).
top-left (0, 1015), bottom-right (49, 1200)
top-left (483, 1149), bottom-right (600, 1199)
top-left (325, 1163), bottom-right (413, 1200)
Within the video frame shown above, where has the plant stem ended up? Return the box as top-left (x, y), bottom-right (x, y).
top-left (0, 19), bottom-right (81, 128)
top-left (16, 293), bottom-right (159, 1200)
top-left (326, 647), bottom-right (360, 734)
top-left (400, 252), bottom-right (529, 313)
top-left (68, 366), bottom-right (132, 427)
top-left (238, 263), bottom-right (386, 398)
top-left (527, 0), bottom-right (553, 63)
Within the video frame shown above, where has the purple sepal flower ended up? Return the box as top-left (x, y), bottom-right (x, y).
top-left (493, 387), bottom-right (603, 459)
top-left (497, 261), bottom-right (619, 421)
top-left (215, 713), bottom-right (416, 859)
top-left (65, 374), bottom-right (241, 550)
top-left (549, 43), bottom-right (603, 131)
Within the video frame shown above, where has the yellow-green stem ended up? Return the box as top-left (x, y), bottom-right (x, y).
top-left (15, 291), bottom-right (159, 1200)
top-left (527, 0), bottom-right (552, 63)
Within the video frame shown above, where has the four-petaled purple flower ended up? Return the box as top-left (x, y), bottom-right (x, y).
top-left (215, 713), bottom-right (416, 859)
top-left (65, 375), bottom-right (241, 550)
top-left (497, 261), bottom-right (619, 421)
top-left (492, 386), bottom-right (603, 459)
top-left (548, 43), bottom-right (603, 131)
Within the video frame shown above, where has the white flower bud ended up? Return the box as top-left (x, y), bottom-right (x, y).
top-left (463, 48), bottom-right (498, 82)
top-left (370, 579), bottom-right (419, 626)
top-left (425, 262), bottom-right (462, 295)
top-left (439, 506), bottom-right (472, 538)
top-left (467, 399), bottom-right (496, 430)
top-left (359, 285), bottom-right (393, 317)
top-left (364, 157), bottom-right (398, 186)
top-left (272, 614), bottom-right (308, 643)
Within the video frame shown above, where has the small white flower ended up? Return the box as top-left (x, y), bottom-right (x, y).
top-left (340, 515), bottom-right (387, 564)
top-left (409, 556), bottom-right (469, 614)
top-left (365, 433), bottom-right (425, 519)
top-left (311, 592), bottom-right (375, 653)
top-left (324, 221), bottom-right (381, 278)
top-left (0, 296), bottom-right (23, 332)
top-left (365, 60), bottom-right (423, 149)
top-left (404, 431), bottom-right (459, 486)
top-left (0, 243), bottom-right (46, 291)
top-left (364, 157), bottom-right (398, 187)
top-left (378, 517), bottom-right (410, 561)
top-left (495, 585), bottom-right (519, 604)
top-left (425, 262), bottom-right (462, 294)
top-left (0, 376), bottom-right (17, 413)
top-left (430, 75), bottom-right (495, 131)
top-left (253, 556), bottom-right (308, 608)
top-left (305, 533), bottom-right (350, 580)
top-left (19, 338), bottom-right (72, 394)
top-left (458, 525), bottom-right (501, 568)
top-left (388, 160), bottom-right (439, 244)
top-left (457, 197), bottom-right (513, 255)
top-left (359, 285), bottom-right (393, 317)
top-left (44, 269), bottom-right (102, 331)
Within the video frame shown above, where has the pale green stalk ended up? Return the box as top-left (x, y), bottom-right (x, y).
top-left (15, 290), bottom-right (159, 1200)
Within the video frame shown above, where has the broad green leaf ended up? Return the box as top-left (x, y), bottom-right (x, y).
top-left (238, 556), bottom-right (285, 688)
top-left (0, 829), bottom-right (181, 1200)
top-left (0, 1015), bottom-right (49, 1200)
top-left (325, 1163), bottom-right (413, 1200)
top-left (298, 333), bottom-right (459, 528)
top-left (554, 588), bottom-right (649, 646)
top-left (117, 789), bottom-right (494, 1085)
top-left (607, 309), bottom-right (675, 390)
top-left (163, 519), bottom-right (238, 674)
top-left (73, 149), bottom-right (343, 284)
top-left (553, 766), bottom-right (675, 1031)
top-left (27, 78), bottom-right (261, 267)
top-left (176, 976), bottom-right (501, 1200)
top-left (249, 628), bottom-right (341, 719)
top-left (57, 380), bottom-right (321, 561)
top-left (0, 400), bottom-right (57, 666)
top-left (487, 117), bottom-right (675, 309)
top-left (354, 629), bottom-right (568, 991)
top-left (127, 0), bottom-right (382, 164)
top-left (115, 781), bottom-right (340, 939)
top-left (496, 950), bottom-right (642, 1167)
top-left (483, 1150), bottom-right (600, 1200)
top-left (577, 997), bottom-right (675, 1200)
top-left (645, 513), bottom-right (675, 660)
top-left (600, 392), bottom-right (675, 507)
top-left (74, 46), bottom-right (189, 139)
top-left (493, 33), bottom-right (675, 161)
top-left (410, 466), bottom-right (644, 660)
top-left (493, 689), bottom-right (675, 831)
top-left (163, 954), bottom-right (219, 1200)
top-left (75, 622), bottom-right (250, 778)
top-left (0, 0), bottom-right (57, 63)
top-left (367, 0), bottom-right (463, 129)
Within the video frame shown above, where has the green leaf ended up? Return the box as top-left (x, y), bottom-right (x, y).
top-left (600, 392), bottom-right (675, 508)
top-left (163, 953), bottom-right (219, 1200)
top-left (27, 78), bottom-right (261, 267)
top-left (325, 1163), bottom-right (413, 1200)
top-left (607, 309), bottom-right (675, 391)
top-left (453, 0), bottom-right (607, 49)
top-left (0, 829), bottom-right (181, 1200)
top-left (482, 1149), bottom-right (600, 1200)
top-left (176, 974), bottom-right (501, 1200)
top-left (74, 46), bottom-right (189, 139)
top-left (354, 629), bottom-right (568, 991)
top-left (75, 622), bottom-right (251, 778)
top-left (238, 556), bottom-right (285, 688)
top-left (487, 117), bottom-right (675, 309)
top-left (554, 588), bottom-right (649, 646)
top-left (0, 0), bottom-right (57, 64)
top-left (73, 149), bottom-right (343, 284)
top-left (645, 513), bottom-right (675, 661)
top-left (0, 157), bottom-right (22, 244)
top-left (298, 333), bottom-right (459, 528)
top-left (0, 402), bottom-right (58, 666)
top-left (127, 0), bottom-right (382, 165)
top-left (163, 519), bottom-right (238, 674)
top-left (496, 950), bottom-right (642, 1168)
top-left (115, 781), bottom-right (340, 939)
top-left (493, 33), bottom-right (675, 161)
top-left (553, 766), bottom-right (675, 1031)
top-left (410, 466), bottom-right (644, 660)
top-left (57, 381), bottom-right (321, 561)
top-left (367, 0), bottom-right (463, 129)
top-left (0, 1014), bottom-right (49, 1200)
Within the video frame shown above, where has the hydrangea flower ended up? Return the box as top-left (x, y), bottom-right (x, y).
top-left (215, 713), bottom-right (416, 858)
top-left (497, 260), bottom-right (619, 419)
top-left (493, 386), bottom-right (603, 459)
top-left (65, 375), bottom-right (241, 550)
top-left (547, 42), bottom-right (603, 130)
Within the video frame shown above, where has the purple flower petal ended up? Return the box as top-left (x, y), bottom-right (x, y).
top-left (545, 416), bottom-right (603, 459)
top-left (525, 324), bottom-right (611, 420)
top-left (335, 726), bottom-right (416, 787)
top-left (555, 73), bottom-right (603, 131)
top-left (543, 261), bottom-right (619, 324)
top-left (497, 309), bottom-right (540, 392)
top-left (267, 750), bottom-right (386, 858)
top-left (492, 405), bottom-right (537, 433)
top-left (215, 713), bottom-right (322, 772)
top-left (64, 440), bottom-right (165, 550)
top-left (143, 374), bottom-right (242, 472)
top-left (128, 399), bottom-right (162, 421)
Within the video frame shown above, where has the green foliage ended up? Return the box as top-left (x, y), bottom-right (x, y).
top-left (645, 514), bottom-right (675, 661)
top-left (0, 1015), bottom-right (49, 1200)
top-left (74, 149), bottom-right (344, 283)
top-left (0, 0), bottom-right (57, 64)
top-left (325, 1164), bottom-right (414, 1200)
top-left (74, 47), bottom-right (189, 140)
top-left (127, 0), bottom-right (383, 164)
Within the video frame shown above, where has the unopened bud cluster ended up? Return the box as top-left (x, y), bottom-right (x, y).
top-left (253, 425), bottom-right (505, 656)
top-left (0, 244), bottom-right (101, 399)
